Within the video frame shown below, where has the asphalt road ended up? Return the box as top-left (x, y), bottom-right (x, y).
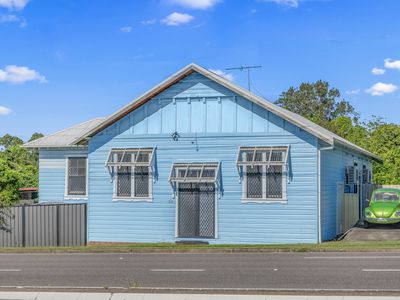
top-left (1, 252), bottom-right (400, 292)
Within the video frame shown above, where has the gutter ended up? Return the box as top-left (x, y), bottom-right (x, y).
top-left (317, 145), bottom-right (334, 244)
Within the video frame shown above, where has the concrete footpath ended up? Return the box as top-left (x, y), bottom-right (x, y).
top-left (0, 293), bottom-right (400, 300)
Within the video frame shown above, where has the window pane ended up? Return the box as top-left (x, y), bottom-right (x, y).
top-left (134, 166), bottom-right (149, 197)
top-left (69, 176), bottom-right (86, 195)
top-left (266, 165), bottom-right (283, 198)
top-left (117, 166), bottom-right (131, 197)
top-left (246, 165), bottom-right (263, 198)
top-left (68, 158), bottom-right (87, 195)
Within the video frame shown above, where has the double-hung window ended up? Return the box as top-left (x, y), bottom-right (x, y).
top-left (106, 148), bottom-right (154, 200)
top-left (66, 157), bottom-right (88, 198)
top-left (237, 146), bottom-right (289, 202)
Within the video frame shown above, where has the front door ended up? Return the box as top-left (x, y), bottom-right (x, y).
top-left (177, 183), bottom-right (215, 238)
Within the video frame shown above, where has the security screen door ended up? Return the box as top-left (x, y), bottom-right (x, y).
top-left (178, 182), bottom-right (215, 238)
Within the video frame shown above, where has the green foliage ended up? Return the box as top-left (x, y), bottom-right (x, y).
top-left (0, 133), bottom-right (42, 205)
top-left (364, 123), bottom-right (400, 184)
top-left (275, 80), bottom-right (357, 130)
top-left (276, 81), bottom-right (400, 184)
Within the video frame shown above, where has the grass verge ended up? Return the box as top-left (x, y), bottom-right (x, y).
top-left (1, 240), bottom-right (400, 253)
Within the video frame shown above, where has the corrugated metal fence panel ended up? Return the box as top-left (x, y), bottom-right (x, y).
top-left (59, 204), bottom-right (87, 247)
top-left (0, 204), bottom-right (86, 247)
top-left (0, 207), bottom-right (23, 247)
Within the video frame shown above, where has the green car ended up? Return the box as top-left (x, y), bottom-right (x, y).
top-left (364, 188), bottom-right (400, 227)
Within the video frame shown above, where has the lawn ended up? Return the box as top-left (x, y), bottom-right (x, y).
top-left (1, 240), bottom-right (400, 253)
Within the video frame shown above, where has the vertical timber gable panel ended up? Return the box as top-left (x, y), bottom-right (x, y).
top-left (99, 73), bottom-right (306, 137)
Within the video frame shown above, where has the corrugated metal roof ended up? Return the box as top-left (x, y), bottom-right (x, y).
top-left (24, 63), bottom-right (381, 162)
top-left (23, 117), bottom-right (105, 148)
top-left (71, 63), bottom-right (381, 162)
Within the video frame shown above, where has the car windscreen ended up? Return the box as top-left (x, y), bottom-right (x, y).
top-left (373, 192), bottom-right (400, 201)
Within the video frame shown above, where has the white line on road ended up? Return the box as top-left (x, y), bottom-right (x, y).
top-left (305, 256), bottom-right (400, 259)
top-left (150, 269), bottom-right (205, 272)
top-left (362, 269), bottom-right (400, 272)
top-left (0, 269), bottom-right (21, 272)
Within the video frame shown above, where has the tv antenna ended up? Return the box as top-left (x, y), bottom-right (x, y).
top-left (226, 65), bottom-right (262, 91)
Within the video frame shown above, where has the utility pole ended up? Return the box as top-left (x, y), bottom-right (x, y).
top-left (226, 65), bottom-right (262, 91)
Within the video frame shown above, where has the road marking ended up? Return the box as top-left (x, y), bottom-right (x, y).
top-left (150, 269), bottom-right (205, 272)
top-left (0, 269), bottom-right (21, 272)
top-left (363, 269), bottom-right (400, 272)
top-left (305, 256), bottom-right (400, 259)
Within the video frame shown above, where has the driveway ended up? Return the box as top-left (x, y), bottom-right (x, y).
top-left (343, 224), bottom-right (400, 241)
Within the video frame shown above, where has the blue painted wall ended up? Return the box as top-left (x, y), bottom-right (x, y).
top-left (86, 72), bottom-right (320, 244)
top-left (320, 146), bottom-right (372, 241)
top-left (39, 148), bottom-right (88, 203)
top-left (37, 72), bottom-right (375, 244)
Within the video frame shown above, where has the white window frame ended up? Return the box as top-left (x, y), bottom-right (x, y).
top-left (64, 155), bottom-right (88, 200)
top-left (107, 148), bottom-right (154, 202)
top-left (237, 146), bottom-right (289, 203)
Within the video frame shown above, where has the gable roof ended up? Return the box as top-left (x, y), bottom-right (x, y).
top-left (23, 117), bottom-right (105, 148)
top-left (25, 63), bottom-right (382, 162)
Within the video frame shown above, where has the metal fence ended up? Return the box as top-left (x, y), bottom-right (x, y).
top-left (0, 203), bottom-right (87, 247)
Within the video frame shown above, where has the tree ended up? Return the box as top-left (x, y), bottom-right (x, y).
top-left (0, 133), bottom-right (43, 205)
top-left (275, 80), bottom-right (357, 131)
top-left (364, 123), bottom-right (400, 184)
top-left (275, 81), bottom-right (400, 185)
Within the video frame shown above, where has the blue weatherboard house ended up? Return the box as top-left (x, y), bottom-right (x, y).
top-left (25, 63), bottom-right (381, 244)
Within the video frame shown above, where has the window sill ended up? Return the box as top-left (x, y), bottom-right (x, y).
top-left (241, 198), bottom-right (287, 204)
top-left (64, 196), bottom-right (88, 201)
top-left (112, 197), bottom-right (153, 203)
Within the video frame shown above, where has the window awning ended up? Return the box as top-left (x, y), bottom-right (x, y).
top-left (106, 148), bottom-right (155, 167)
top-left (236, 146), bottom-right (289, 166)
top-left (169, 162), bottom-right (220, 184)
top-left (106, 148), bottom-right (155, 180)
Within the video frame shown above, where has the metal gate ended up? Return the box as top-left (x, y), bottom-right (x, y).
top-left (178, 183), bottom-right (215, 238)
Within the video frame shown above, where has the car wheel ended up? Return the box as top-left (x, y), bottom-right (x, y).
top-left (364, 221), bottom-right (370, 229)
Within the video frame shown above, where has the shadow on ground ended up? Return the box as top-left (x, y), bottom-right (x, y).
top-left (343, 224), bottom-right (400, 241)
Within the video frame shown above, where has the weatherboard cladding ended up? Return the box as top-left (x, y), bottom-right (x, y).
top-left (86, 72), bottom-right (319, 244)
top-left (320, 147), bottom-right (372, 241)
top-left (39, 149), bottom-right (88, 203)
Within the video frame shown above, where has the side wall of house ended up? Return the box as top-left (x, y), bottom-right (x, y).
top-left (87, 72), bottom-right (320, 244)
top-left (320, 147), bottom-right (372, 241)
top-left (39, 148), bottom-right (88, 203)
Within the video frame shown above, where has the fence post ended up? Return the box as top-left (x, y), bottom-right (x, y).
top-left (84, 204), bottom-right (87, 246)
top-left (56, 205), bottom-right (61, 247)
top-left (21, 206), bottom-right (26, 247)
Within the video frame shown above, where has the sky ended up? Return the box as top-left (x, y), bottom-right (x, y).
top-left (0, 0), bottom-right (400, 140)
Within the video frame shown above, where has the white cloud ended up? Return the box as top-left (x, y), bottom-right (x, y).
top-left (0, 105), bottom-right (12, 116)
top-left (345, 89), bottom-right (360, 95)
top-left (384, 58), bottom-right (400, 70)
top-left (120, 26), bottom-right (132, 33)
top-left (0, 14), bottom-right (26, 27)
top-left (264, 0), bottom-right (299, 7)
top-left (0, 65), bottom-right (47, 84)
top-left (0, 0), bottom-right (29, 10)
top-left (169, 0), bottom-right (221, 9)
top-left (141, 19), bottom-right (156, 25)
top-left (161, 12), bottom-right (194, 26)
top-left (209, 69), bottom-right (234, 81)
top-left (365, 82), bottom-right (398, 96)
top-left (0, 14), bottom-right (18, 22)
top-left (371, 67), bottom-right (385, 75)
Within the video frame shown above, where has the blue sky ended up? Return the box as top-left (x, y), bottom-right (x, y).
top-left (0, 0), bottom-right (399, 140)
